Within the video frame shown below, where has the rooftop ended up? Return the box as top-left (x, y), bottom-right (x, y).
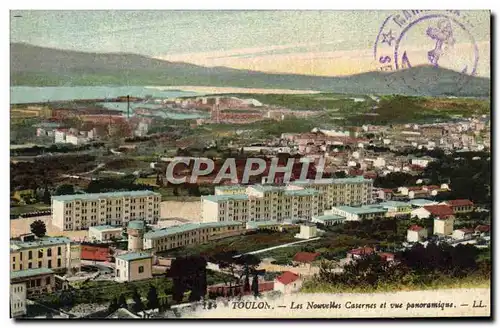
top-left (334, 205), bottom-right (387, 215)
top-left (115, 252), bottom-right (152, 262)
top-left (11, 268), bottom-right (54, 280)
top-left (377, 201), bottom-right (412, 208)
top-left (246, 220), bottom-right (281, 228)
top-left (90, 225), bottom-right (122, 232)
top-left (202, 194), bottom-right (249, 202)
top-left (292, 176), bottom-right (372, 185)
top-left (423, 205), bottom-right (454, 218)
top-left (52, 190), bottom-right (160, 202)
top-left (445, 199), bottom-right (475, 207)
top-left (128, 220), bottom-right (145, 230)
top-left (144, 221), bottom-right (243, 239)
top-left (10, 237), bottom-right (71, 251)
top-left (313, 214), bottom-right (346, 222)
top-left (276, 271), bottom-right (300, 285)
top-left (409, 199), bottom-right (438, 207)
top-left (293, 252), bottom-right (320, 263)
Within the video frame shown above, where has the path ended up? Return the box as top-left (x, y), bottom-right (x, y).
top-left (239, 237), bottom-right (321, 256)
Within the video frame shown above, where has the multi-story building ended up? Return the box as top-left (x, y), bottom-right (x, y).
top-left (202, 185), bottom-right (321, 223)
top-left (143, 221), bottom-right (246, 253)
top-left (115, 253), bottom-right (153, 282)
top-left (10, 282), bottom-right (27, 317)
top-left (291, 176), bottom-right (373, 211)
top-left (52, 191), bottom-right (161, 231)
top-left (10, 268), bottom-right (55, 297)
top-left (10, 237), bottom-right (80, 273)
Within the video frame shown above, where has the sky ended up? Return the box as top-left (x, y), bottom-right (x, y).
top-left (10, 10), bottom-right (490, 77)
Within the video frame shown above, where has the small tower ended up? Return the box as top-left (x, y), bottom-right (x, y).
top-left (127, 220), bottom-right (145, 252)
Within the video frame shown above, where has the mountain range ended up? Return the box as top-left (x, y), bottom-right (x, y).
top-left (11, 43), bottom-right (490, 97)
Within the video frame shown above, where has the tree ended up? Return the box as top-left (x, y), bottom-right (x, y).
top-left (251, 274), bottom-right (259, 297)
top-left (108, 297), bottom-right (119, 313)
top-left (146, 285), bottom-right (160, 310)
top-left (55, 184), bottom-right (75, 196)
top-left (117, 294), bottom-right (127, 308)
top-left (30, 220), bottom-right (46, 238)
top-left (42, 187), bottom-right (51, 205)
top-left (132, 289), bottom-right (144, 313)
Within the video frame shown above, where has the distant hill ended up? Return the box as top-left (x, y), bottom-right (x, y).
top-left (10, 43), bottom-right (490, 96)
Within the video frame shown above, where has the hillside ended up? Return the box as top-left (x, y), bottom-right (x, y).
top-left (10, 43), bottom-right (490, 96)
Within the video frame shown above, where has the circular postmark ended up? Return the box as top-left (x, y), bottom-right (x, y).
top-left (373, 10), bottom-right (479, 95)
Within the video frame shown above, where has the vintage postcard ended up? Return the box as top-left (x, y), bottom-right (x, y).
top-left (9, 9), bottom-right (491, 319)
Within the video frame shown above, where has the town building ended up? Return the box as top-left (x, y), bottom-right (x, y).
top-left (377, 201), bottom-right (412, 217)
top-left (88, 225), bottom-right (123, 242)
top-left (115, 252), bottom-right (153, 282)
top-left (10, 268), bottom-right (55, 296)
top-left (452, 228), bottom-right (475, 240)
top-left (328, 205), bottom-right (387, 221)
top-left (294, 223), bottom-right (318, 239)
top-left (274, 271), bottom-right (302, 294)
top-left (80, 244), bottom-right (111, 262)
top-left (440, 199), bottom-right (475, 213)
top-left (407, 225), bottom-right (428, 242)
top-left (10, 237), bottom-right (81, 273)
top-left (411, 205), bottom-right (455, 220)
top-left (143, 221), bottom-right (246, 253)
top-left (292, 252), bottom-right (320, 269)
top-left (311, 214), bottom-right (346, 226)
top-left (346, 247), bottom-right (375, 260)
top-left (409, 199), bottom-right (439, 208)
top-left (434, 216), bottom-right (455, 236)
top-left (475, 225), bottom-right (490, 237)
top-left (51, 190), bottom-right (161, 231)
top-left (291, 176), bottom-right (373, 211)
top-left (10, 282), bottom-right (27, 317)
top-left (202, 185), bottom-right (321, 223)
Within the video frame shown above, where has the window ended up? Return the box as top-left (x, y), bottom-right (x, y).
top-left (20, 252), bottom-right (22, 260)
top-left (48, 260), bottom-right (52, 268)
top-left (46, 277), bottom-right (51, 285)
top-left (57, 259), bottom-right (61, 267)
top-left (138, 266), bottom-right (144, 274)
top-left (12, 263), bottom-right (15, 270)
top-left (38, 250), bottom-right (43, 258)
top-left (36, 279), bottom-right (41, 287)
top-left (20, 264), bottom-right (23, 270)
top-left (38, 261), bottom-right (42, 268)
top-left (28, 251), bottom-right (32, 260)
top-left (58, 247), bottom-right (62, 256)
top-left (28, 263), bottom-right (32, 269)
top-left (47, 249), bottom-right (52, 256)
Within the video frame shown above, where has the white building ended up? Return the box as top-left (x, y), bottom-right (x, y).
top-left (311, 214), bottom-right (346, 226)
top-left (54, 130), bottom-right (66, 143)
top-left (10, 282), bottom-right (27, 317)
top-left (65, 134), bottom-right (88, 146)
top-left (274, 271), bottom-right (302, 294)
top-left (407, 225), bottom-right (428, 242)
top-left (52, 190), bottom-right (161, 231)
top-left (452, 228), bottom-right (474, 240)
top-left (434, 217), bottom-right (455, 236)
top-left (115, 252), bottom-right (153, 282)
top-left (295, 223), bottom-right (318, 239)
top-left (328, 205), bottom-right (387, 221)
top-left (88, 225), bottom-right (123, 242)
top-left (411, 156), bottom-right (435, 168)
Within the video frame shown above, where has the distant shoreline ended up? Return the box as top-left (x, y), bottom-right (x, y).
top-left (145, 85), bottom-right (322, 95)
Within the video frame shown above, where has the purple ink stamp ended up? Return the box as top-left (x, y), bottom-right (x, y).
top-left (373, 10), bottom-right (479, 94)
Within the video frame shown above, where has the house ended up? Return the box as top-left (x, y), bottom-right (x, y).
top-left (274, 271), bottom-right (302, 294)
top-left (346, 247), bottom-right (374, 260)
top-left (409, 199), bottom-right (438, 208)
top-left (378, 201), bottom-right (412, 217)
top-left (115, 252), bottom-right (153, 282)
top-left (475, 225), bottom-right (490, 236)
top-left (452, 228), bottom-right (475, 240)
top-left (407, 225), bottom-right (428, 242)
top-left (292, 252), bottom-right (320, 268)
top-left (10, 282), bottom-right (27, 317)
top-left (440, 199), bottom-right (475, 213)
top-left (411, 205), bottom-right (454, 220)
top-left (294, 223), bottom-right (318, 239)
